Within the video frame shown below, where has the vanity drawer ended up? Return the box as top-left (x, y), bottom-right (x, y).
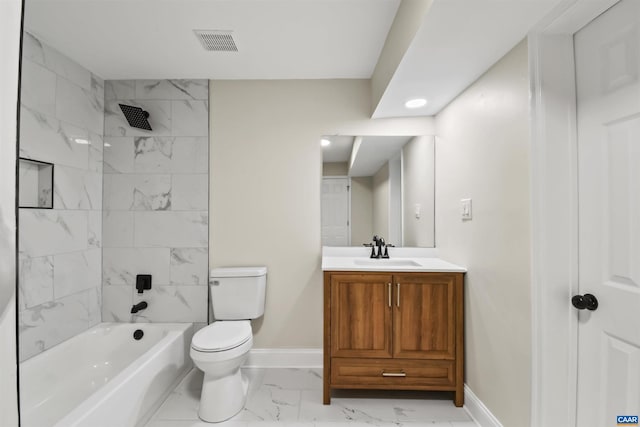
top-left (331, 358), bottom-right (455, 387)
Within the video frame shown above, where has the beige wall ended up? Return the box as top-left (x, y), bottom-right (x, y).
top-left (322, 162), bottom-right (348, 176)
top-left (388, 155), bottom-right (402, 244)
top-left (372, 163), bottom-right (390, 240)
top-left (0, 0), bottom-right (21, 424)
top-left (351, 176), bottom-right (373, 245)
top-left (435, 40), bottom-right (531, 426)
top-left (210, 80), bottom-right (434, 347)
top-left (402, 135), bottom-right (435, 247)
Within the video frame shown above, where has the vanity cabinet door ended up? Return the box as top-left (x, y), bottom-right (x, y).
top-left (330, 273), bottom-right (393, 358)
top-left (392, 273), bottom-right (456, 360)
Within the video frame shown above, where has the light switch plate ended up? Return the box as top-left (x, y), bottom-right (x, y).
top-left (460, 198), bottom-right (472, 220)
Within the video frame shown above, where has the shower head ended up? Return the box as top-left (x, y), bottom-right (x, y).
top-left (118, 104), bottom-right (152, 131)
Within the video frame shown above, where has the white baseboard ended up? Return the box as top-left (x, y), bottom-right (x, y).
top-left (464, 384), bottom-right (503, 427)
top-left (244, 348), bottom-right (323, 368)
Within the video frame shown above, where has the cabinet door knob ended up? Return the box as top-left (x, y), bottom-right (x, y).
top-left (396, 283), bottom-right (400, 307)
top-left (388, 283), bottom-right (391, 308)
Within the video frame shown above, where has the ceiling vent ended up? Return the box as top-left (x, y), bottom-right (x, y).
top-left (193, 30), bottom-right (238, 52)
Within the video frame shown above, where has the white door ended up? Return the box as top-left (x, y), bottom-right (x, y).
top-left (321, 177), bottom-right (350, 246)
top-left (575, 1), bottom-right (640, 425)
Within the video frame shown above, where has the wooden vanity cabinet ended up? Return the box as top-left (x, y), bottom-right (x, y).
top-left (323, 271), bottom-right (464, 407)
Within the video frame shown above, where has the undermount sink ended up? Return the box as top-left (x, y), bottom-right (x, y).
top-left (353, 259), bottom-right (421, 267)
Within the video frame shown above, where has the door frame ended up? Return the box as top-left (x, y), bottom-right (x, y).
top-left (528, 1), bottom-right (620, 426)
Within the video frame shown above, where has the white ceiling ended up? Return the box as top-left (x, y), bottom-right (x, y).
top-left (24, 0), bottom-right (570, 118)
top-left (25, 0), bottom-right (400, 80)
top-left (372, 0), bottom-right (566, 117)
top-left (348, 135), bottom-right (411, 177)
top-left (322, 136), bottom-right (354, 164)
top-left (321, 135), bottom-right (412, 177)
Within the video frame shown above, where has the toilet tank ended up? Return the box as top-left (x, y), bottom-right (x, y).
top-left (210, 266), bottom-right (267, 320)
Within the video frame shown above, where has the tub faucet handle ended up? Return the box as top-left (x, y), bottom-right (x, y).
top-left (136, 274), bottom-right (152, 294)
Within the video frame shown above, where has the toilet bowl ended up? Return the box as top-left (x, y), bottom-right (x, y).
top-left (190, 266), bottom-right (267, 423)
top-left (190, 320), bottom-right (253, 422)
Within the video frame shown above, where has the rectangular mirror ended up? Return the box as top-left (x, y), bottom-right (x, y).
top-left (321, 135), bottom-right (434, 247)
top-left (18, 158), bottom-right (53, 209)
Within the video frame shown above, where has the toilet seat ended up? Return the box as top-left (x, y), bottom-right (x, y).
top-left (191, 320), bottom-right (252, 352)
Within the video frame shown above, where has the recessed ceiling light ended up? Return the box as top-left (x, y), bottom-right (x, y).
top-left (74, 138), bottom-right (89, 145)
top-left (321, 138), bottom-right (331, 147)
top-left (405, 98), bottom-right (427, 109)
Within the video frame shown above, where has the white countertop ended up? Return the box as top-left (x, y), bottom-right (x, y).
top-left (322, 246), bottom-right (466, 273)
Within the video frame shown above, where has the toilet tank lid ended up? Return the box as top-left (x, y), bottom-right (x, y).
top-left (210, 266), bottom-right (267, 278)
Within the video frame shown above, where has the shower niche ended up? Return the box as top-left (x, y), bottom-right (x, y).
top-left (18, 158), bottom-right (54, 209)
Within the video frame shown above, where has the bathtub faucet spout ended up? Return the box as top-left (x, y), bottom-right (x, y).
top-left (131, 301), bottom-right (148, 314)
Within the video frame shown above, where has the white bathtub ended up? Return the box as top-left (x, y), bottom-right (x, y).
top-left (20, 322), bottom-right (193, 427)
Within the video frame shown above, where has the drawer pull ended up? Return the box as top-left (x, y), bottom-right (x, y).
top-left (388, 283), bottom-right (391, 307)
top-left (382, 371), bottom-right (406, 377)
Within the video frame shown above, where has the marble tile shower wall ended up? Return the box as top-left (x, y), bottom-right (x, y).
top-left (18, 32), bottom-right (104, 361)
top-left (102, 80), bottom-right (209, 324)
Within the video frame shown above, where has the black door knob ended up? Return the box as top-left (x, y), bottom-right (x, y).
top-left (571, 293), bottom-right (598, 311)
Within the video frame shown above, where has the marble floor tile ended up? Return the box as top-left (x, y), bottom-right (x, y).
top-left (313, 423), bottom-right (386, 427)
top-left (146, 368), bottom-right (478, 427)
top-left (243, 368), bottom-right (267, 396)
top-left (152, 370), bottom-right (207, 421)
top-left (146, 421), bottom-right (248, 427)
top-left (313, 423), bottom-right (454, 427)
top-left (177, 368), bottom-right (204, 391)
top-left (247, 423), bottom-right (314, 427)
top-left (298, 389), bottom-right (398, 423)
top-left (153, 385), bottom-right (201, 421)
top-left (313, 390), bottom-right (472, 423)
top-left (389, 396), bottom-right (472, 422)
top-left (232, 384), bottom-right (301, 422)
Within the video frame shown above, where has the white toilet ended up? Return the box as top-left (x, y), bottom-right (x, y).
top-left (190, 266), bottom-right (267, 423)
